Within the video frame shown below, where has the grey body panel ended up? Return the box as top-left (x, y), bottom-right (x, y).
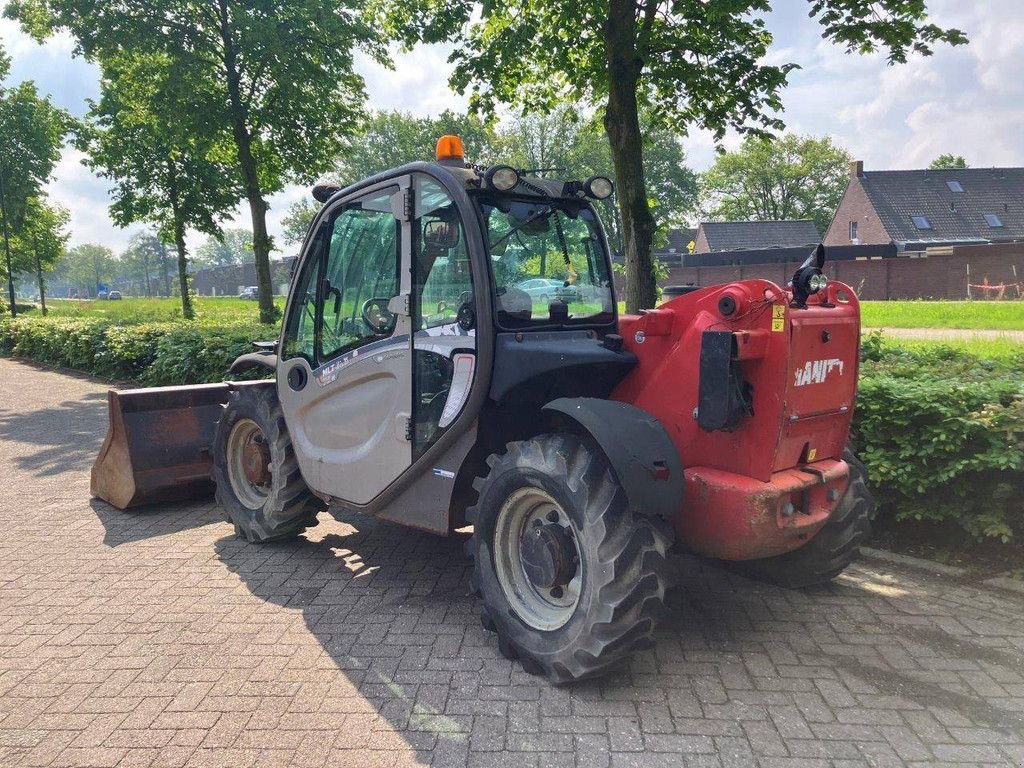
top-left (542, 398), bottom-right (684, 520)
top-left (279, 338), bottom-right (412, 505)
top-left (332, 423), bottom-right (478, 535)
top-left (275, 165), bottom-right (495, 519)
top-left (277, 177), bottom-right (414, 506)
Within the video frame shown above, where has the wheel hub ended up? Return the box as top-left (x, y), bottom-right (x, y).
top-left (520, 522), bottom-right (578, 590)
top-left (241, 440), bottom-right (271, 485)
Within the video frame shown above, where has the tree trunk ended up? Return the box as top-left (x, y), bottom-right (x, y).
top-left (172, 218), bottom-right (195, 320)
top-left (156, 241), bottom-right (171, 296)
top-left (603, 1), bottom-right (658, 312)
top-left (143, 249), bottom-right (152, 297)
top-left (33, 232), bottom-right (47, 316)
top-left (168, 170), bottom-right (195, 320)
top-left (218, 0), bottom-right (275, 325)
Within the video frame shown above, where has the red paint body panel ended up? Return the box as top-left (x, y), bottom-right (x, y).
top-left (612, 280), bottom-right (861, 560)
top-left (681, 460), bottom-right (850, 560)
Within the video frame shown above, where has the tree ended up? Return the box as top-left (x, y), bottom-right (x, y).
top-left (929, 154), bottom-right (968, 170)
top-left (700, 134), bottom-right (851, 234)
top-left (381, 1), bottom-right (966, 311)
top-left (195, 228), bottom-right (253, 269)
top-left (79, 51), bottom-right (239, 319)
top-left (119, 231), bottom-right (167, 297)
top-left (281, 199), bottom-right (321, 247)
top-left (0, 54), bottom-right (70, 314)
top-left (11, 196), bottom-right (70, 313)
top-left (56, 243), bottom-right (116, 296)
top-left (8, 0), bottom-right (383, 324)
top-left (336, 109), bottom-right (500, 184)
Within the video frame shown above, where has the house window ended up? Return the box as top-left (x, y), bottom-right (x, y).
top-left (911, 215), bottom-right (932, 230)
top-left (984, 213), bottom-right (1004, 228)
top-left (849, 221), bottom-right (858, 241)
top-left (946, 180), bottom-right (964, 193)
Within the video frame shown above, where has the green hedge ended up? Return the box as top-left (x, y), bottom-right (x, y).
top-left (0, 316), bottom-right (271, 385)
top-left (2, 317), bottom-right (1023, 541)
top-left (853, 334), bottom-right (1024, 541)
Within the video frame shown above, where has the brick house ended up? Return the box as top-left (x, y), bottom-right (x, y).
top-left (825, 161), bottom-right (1024, 251)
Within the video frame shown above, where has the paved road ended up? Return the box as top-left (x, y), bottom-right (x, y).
top-left (1, 357), bottom-right (1023, 768)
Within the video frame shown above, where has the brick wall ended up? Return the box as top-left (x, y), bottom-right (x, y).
top-left (662, 244), bottom-right (1024, 300)
top-left (824, 174), bottom-right (892, 247)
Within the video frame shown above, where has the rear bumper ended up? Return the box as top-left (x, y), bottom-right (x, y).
top-left (674, 459), bottom-right (850, 561)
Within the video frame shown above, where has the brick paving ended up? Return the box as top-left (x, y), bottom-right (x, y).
top-left (1, 357), bottom-right (1023, 767)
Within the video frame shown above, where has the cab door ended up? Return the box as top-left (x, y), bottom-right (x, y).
top-left (277, 180), bottom-right (413, 505)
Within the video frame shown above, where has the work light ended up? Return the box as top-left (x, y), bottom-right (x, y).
top-left (584, 176), bottom-right (614, 199)
top-left (484, 165), bottom-right (521, 192)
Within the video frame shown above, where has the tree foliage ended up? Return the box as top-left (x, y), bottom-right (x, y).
top-left (0, 47), bottom-right (71, 312)
top-left (929, 153), bottom-right (969, 170)
top-left (79, 51), bottom-right (241, 318)
top-left (8, 0), bottom-right (381, 323)
top-left (10, 196), bottom-right (70, 313)
top-left (378, 0), bottom-right (966, 311)
top-left (195, 228), bottom-right (253, 269)
top-left (700, 134), bottom-right (851, 234)
top-left (119, 231), bottom-right (172, 297)
top-left (54, 243), bottom-right (116, 296)
top-left (280, 198), bottom-right (321, 247)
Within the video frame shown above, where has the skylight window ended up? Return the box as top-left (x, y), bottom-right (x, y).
top-left (984, 213), bottom-right (1004, 228)
top-left (911, 215), bottom-right (932, 230)
top-left (946, 180), bottom-right (964, 193)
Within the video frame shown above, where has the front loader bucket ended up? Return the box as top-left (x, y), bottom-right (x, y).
top-left (91, 383), bottom-right (231, 509)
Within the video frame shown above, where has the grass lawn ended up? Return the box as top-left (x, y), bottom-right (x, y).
top-left (867, 333), bottom-right (1024, 361)
top-left (36, 296), bottom-right (1024, 335)
top-left (860, 300), bottom-right (1024, 330)
top-left (44, 296), bottom-right (284, 323)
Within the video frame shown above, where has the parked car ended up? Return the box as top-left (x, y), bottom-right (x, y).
top-left (97, 290), bottom-right (109, 300)
top-left (107, 291), bottom-right (123, 300)
top-left (514, 278), bottom-right (566, 303)
top-left (239, 286), bottom-right (260, 300)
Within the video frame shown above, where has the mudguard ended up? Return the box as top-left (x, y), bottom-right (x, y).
top-left (542, 397), bottom-right (683, 520)
top-left (228, 351), bottom-right (278, 375)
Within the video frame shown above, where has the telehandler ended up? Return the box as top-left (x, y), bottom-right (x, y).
top-left (93, 135), bottom-right (872, 682)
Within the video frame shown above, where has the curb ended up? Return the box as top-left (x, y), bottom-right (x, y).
top-left (858, 546), bottom-right (969, 578)
top-left (982, 576), bottom-right (1024, 596)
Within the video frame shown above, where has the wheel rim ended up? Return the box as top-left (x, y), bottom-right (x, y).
top-left (227, 418), bottom-right (272, 510)
top-left (493, 487), bottom-right (582, 631)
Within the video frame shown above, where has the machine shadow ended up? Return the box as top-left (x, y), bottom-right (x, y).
top-left (91, 496), bottom-right (224, 547)
top-left (0, 393), bottom-right (108, 477)
top-left (212, 511), bottom-right (779, 764)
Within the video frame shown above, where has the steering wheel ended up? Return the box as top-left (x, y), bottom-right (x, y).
top-left (361, 297), bottom-right (395, 334)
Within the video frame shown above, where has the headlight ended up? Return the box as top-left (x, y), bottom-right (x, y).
top-left (584, 176), bottom-right (614, 199)
top-left (484, 165), bottom-right (520, 192)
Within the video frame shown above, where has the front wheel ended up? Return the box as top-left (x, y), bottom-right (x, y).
top-left (467, 435), bottom-right (672, 683)
top-left (213, 385), bottom-right (325, 542)
top-left (725, 448), bottom-right (873, 588)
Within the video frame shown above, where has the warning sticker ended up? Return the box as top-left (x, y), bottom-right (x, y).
top-left (771, 304), bottom-right (786, 332)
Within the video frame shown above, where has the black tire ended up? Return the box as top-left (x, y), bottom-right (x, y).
top-left (466, 435), bottom-right (672, 684)
top-left (213, 385), bottom-right (325, 542)
top-left (726, 448), bottom-right (873, 588)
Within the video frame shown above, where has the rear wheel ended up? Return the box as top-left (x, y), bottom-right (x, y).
top-left (467, 435), bottom-right (672, 683)
top-left (213, 385), bottom-right (325, 542)
top-left (726, 448), bottom-right (873, 588)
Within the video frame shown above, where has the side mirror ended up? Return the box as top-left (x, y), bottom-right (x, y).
top-left (424, 220), bottom-right (460, 250)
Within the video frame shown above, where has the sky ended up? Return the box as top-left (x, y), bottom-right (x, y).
top-left (2, 0), bottom-right (1022, 254)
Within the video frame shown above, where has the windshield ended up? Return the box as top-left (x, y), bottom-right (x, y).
top-left (478, 195), bottom-right (615, 328)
